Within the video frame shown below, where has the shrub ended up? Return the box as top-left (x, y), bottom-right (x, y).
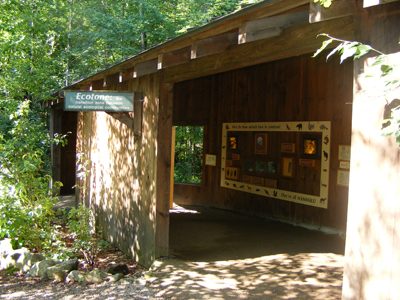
top-left (67, 204), bottom-right (109, 267)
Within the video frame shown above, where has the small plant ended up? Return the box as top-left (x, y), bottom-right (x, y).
top-left (67, 204), bottom-right (109, 268)
top-left (5, 266), bottom-right (19, 275)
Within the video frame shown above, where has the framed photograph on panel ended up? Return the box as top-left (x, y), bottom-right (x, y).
top-left (265, 178), bottom-right (277, 189)
top-left (255, 161), bottom-right (265, 173)
top-left (303, 139), bottom-right (317, 155)
top-left (243, 175), bottom-right (252, 184)
top-left (299, 159), bottom-right (315, 167)
top-left (282, 157), bottom-right (294, 177)
top-left (255, 133), bottom-right (267, 154)
top-left (205, 154), bottom-right (216, 166)
top-left (244, 161), bottom-right (254, 172)
top-left (228, 136), bottom-right (238, 150)
top-left (281, 143), bottom-right (295, 153)
top-left (225, 160), bottom-right (233, 167)
top-left (267, 162), bottom-right (277, 174)
top-left (226, 167), bottom-right (239, 180)
top-left (252, 177), bottom-right (264, 186)
top-left (232, 154), bottom-right (240, 160)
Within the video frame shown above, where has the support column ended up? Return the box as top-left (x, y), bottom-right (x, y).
top-left (156, 80), bottom-right (174, 257)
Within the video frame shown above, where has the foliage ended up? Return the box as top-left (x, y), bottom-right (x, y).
top-left (67, 203), bottom-right (109, 267)
top-left (0, 100), bottom-right (68, 252)
top-left (0, 0), bottom-right (261, 255)
top-left (313, 0), bottom-right (333, 8)
top-left (313, 34), bottom-right (400, 146)
top-left (73, 152), bottom-right (91, 190)
top-left (174, 126), bottom-right (204, 184)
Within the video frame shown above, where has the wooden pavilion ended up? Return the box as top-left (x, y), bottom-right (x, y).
top-left (47, 0), bottom-right (400, 298)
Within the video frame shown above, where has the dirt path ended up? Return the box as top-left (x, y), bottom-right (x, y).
top-left (1, 202), bottom-right (344, 299)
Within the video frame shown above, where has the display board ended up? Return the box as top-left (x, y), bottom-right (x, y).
top-left (64, 91), bottom-right (134, 112)
top-left (221, 122), bottom-right (331, 208)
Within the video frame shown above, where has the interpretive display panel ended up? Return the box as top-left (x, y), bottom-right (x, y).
top-left (221, 121), bottom-right (331, 208)
top-left (64, 91), bottom-right (134, 112)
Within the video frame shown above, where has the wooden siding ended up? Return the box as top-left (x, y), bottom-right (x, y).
top-left (75, 73), bottom-right (161, 268)
top-left (173, 52), bottom-right (353, 231)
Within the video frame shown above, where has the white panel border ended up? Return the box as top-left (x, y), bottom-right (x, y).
top-left (221, 121), bottom-right (331, 209)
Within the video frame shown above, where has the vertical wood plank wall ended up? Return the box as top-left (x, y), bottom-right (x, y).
top-left (343, 1), bottom-right (400, 299)
top-left (75, 73), bottom-right (161, 268)
top-left (173, 52), bottom-right (353, 231)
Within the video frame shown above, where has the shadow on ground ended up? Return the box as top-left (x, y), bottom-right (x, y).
top-left (148, 205), bottom-right (345, 300)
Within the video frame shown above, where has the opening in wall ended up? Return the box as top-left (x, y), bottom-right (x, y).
top-left (174, 126), bottom-right (204, 185)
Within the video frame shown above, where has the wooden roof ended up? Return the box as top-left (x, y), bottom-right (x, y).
top-left (53, 0), bottom-right (354, 99)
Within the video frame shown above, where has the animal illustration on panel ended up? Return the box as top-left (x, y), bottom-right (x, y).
top-left (323, 151), bottom-right (328, 161)
top-left (320, 124), bottom-right (328, 130)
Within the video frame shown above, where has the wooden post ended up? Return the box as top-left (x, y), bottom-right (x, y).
top-left (343, 1), bottom-right (400, 299)
top-left (156, 79), bottom-right (174, 257)
top-left (170, 127), bottom-right (176, 209)
top-left (50, 103), bottom-right (63, 195)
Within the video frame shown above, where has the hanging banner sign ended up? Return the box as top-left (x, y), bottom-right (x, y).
top-left (64, 91), bottom-right (133, 112)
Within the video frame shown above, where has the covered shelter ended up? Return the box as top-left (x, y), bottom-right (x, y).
top-left (47, 0), bottom-right (400, 299)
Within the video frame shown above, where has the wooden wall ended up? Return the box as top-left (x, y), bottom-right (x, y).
top-left (60, 111), bottom-right (77, 195)
top-left (173, 51), bottom-right (353, 231)
top-left (343, 1), bottom-right (400, 299)
top-left (50, 106), bottom-right (77, 196)
top-left (75, 73), bottom-right (161, 268)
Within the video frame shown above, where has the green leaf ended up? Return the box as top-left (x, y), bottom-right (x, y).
top-left (326, 43), bottom-right (344, 61)
top-left (380, 64), bottom-right (393, 75)
top-left (354, 44), bottom-right (373, 59)
top-left (340, 43), bottom-right (359, 63)
top-left (312, 39), bottom-right (333, 57)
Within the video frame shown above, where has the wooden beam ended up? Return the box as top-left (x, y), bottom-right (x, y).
top-left (192, 32), bottom-right (238, 59)
top-left (310, 0), bottom-right (355, 23)
top-left (107, 112), bottom-right (135, 128)
top-left (77, 84), bottom-right (91, 90)
top-left (120, 67), bottom-right (135, 82)
top-left (134, 59), bottom-right (158, 77)
top-left (239, 10), bottom-right (309, 44)
top-left (364, 0), bottom-right (399, 7)
top-left (104, 72), bottom-right (120, 87)
top-left (163, 15), bottom-right (354, 83)
top-left (133, 92), bottom-right (143, 136)
top-left (158, 46), bottom-right (191, 69)
top-left (106, 92), bottom-right (143, 135)
top-left (91, 79), bottom-right (104, 90)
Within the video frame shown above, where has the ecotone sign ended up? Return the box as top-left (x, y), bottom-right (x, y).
top-left (64, 91), bottom-right (133, 112)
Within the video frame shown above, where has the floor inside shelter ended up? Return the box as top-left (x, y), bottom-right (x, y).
top-left (147, 204), bottom-right (346, 299)
top-left (168, 204), bottom-right (345, 262)
top-left (56, 197), bottom-right (346, 299)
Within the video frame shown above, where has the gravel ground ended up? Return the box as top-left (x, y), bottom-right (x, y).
top-left (1, 253), bottom-right (344, 300)
top-left (0, 274), bottom-right (162, 300)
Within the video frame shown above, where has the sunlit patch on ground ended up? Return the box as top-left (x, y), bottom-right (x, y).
top-left (149, 253), bottom-right (343, 299)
